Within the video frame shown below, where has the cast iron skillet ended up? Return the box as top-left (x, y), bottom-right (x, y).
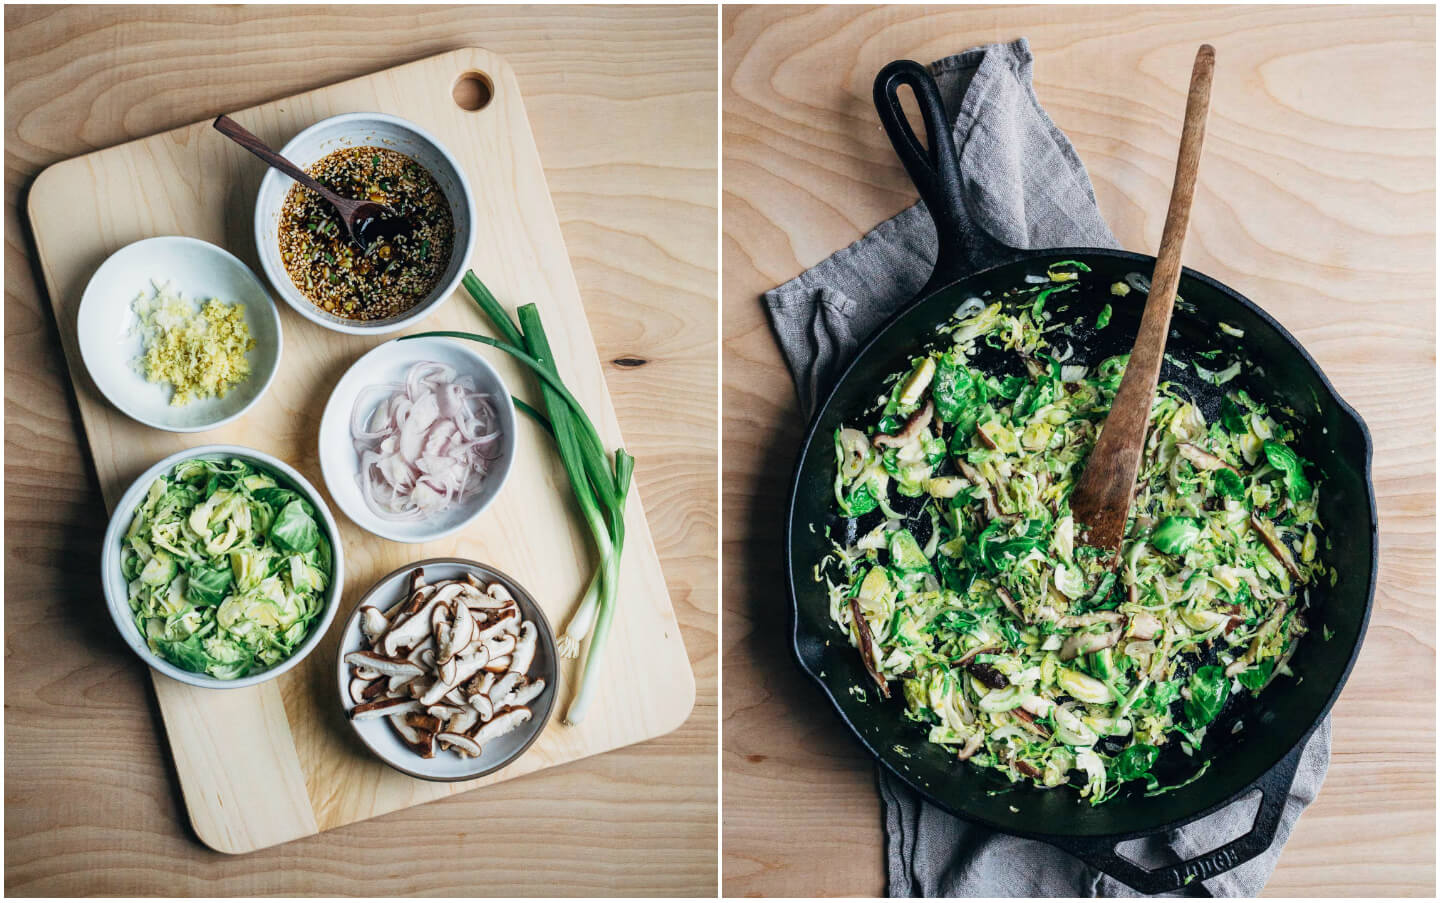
top-left (784, 59), bottom-right (1377, 894)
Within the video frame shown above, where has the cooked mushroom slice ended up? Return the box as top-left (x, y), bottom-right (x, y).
top-left (501, 678), bottom-right (546, 709)
top-left (1251, 514), bottom-right (1302, 581)
top-left (958, 461), bottom-right (1008, 523)
top-left (471, 706), bottom-right (532, 747)
top-left (966, 662), bottom-right (1008, 689)
top-left (439, 603), bottom-right (477, 665)
top-left (343, 651), bottom-right (424, 679)
top-left (1060, 627), bottom-right (1123, 661)
top-left (952, 645), bottom-right (998, 668)
top-left (351, 697), bottom-right (424, 721)
top-left (995, 586), bottom-right (1025, 623)
top-left (848, 598), bottom-right (890, 699)
top-left (487, 671), bottom-right (522, 707)
top-left (1128, 611), bottom-right (1163, 640)
top-left (872, 399), bottom-right (933, 449)
top-left (956, 732), bottom-right (983, 761)
top-left (483, 655), bottom-right (512, 674)
top-left (1037, 607), bottom-right (1126, 629)
top-left (1178, 443), bottom-right (1227, 471)
top-left (359, 606), bottom-right (389, 644)
top-left (1011, 706), bottom-right (1050, 738)
top-left (389, 712), bottom-right (435, 758)
top-left (509, 621), bottom-right (538, 675)
top-left (1012, 758), bottom-right (1043, 780)
top-left (437, 731), bottom-right (483, 757)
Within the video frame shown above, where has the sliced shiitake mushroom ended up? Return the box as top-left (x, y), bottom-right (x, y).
top-left (389, 712), bottom-right (435, 758)
top-left (437, 732), bottom-right (482, 757)
top-left (474, 611), bottom-right (519, 644)
top-left (344, 651), bottom-right (424, 679)
top-left (510, 622), bottom-right (538, 675)
top-left (471, 706), bottom-right (532, 746)
top-left (501, 678), bottom-right (546, 709)
top-left (359, 606), bottom-right (389, 644)
top-left (349, 573), bottom-right (543, 764)
top-left (352, 697), bottom-right (423, 721)
top-left (487, 671), bottom-right (522, 707)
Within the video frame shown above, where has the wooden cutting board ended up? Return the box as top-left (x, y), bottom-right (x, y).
top-left (25, 47), bottom-right (695, 855)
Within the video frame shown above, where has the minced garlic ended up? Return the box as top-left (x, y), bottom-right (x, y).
top-left (131, 283), bottom-right (255, 406)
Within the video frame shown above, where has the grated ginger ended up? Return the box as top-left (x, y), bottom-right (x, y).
top-left (131, 283), bottom-right (255, 406)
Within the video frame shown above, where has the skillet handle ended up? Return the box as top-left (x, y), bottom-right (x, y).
top-left (872, 60), bottom-right (973, 294)
top-left (1050, 742), bottom-right (1304, 895)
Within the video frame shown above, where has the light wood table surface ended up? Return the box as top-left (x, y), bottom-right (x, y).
top-left (723, 4), bottom-right (1434, 897)
top-left (5, 5), bottom-right (716, 896)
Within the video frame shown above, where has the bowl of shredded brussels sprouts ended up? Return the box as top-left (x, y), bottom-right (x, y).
top-left (102, 446), bottom-right (345, 689)
top-left (814, 259), bottom-right (1332, 805)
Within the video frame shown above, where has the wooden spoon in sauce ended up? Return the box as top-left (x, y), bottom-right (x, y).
top-left (1069, 44), bottom-right (1216, 556)
top-left (213, 115), bottom-right (409, 253)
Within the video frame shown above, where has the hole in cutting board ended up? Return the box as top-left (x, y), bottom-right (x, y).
top-left (452, 71), bottom-right (494, 112)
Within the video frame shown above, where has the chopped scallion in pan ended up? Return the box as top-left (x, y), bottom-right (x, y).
top-left (817, 263), bottom-right (1327, 803)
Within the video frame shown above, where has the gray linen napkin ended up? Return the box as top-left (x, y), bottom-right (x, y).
top-left (762, 38), bottom-right (1330, 897)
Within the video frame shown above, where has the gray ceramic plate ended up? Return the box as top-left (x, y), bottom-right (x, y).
top-left (335, 558), bottom-right (557, 781)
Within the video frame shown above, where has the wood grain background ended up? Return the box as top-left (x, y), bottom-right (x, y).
top-left (5, 5), bottom-right (717, 896)
top-left (722, 4), bottom-right (1435, 897)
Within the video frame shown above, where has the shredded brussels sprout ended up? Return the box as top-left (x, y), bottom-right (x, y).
top-left (120, 457), bottom-right (332, 679)
top-left (821, 264), bottom-right (1323, 803)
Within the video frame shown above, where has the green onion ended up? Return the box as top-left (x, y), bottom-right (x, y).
top-left (407, 270), bottom-right (631, 725)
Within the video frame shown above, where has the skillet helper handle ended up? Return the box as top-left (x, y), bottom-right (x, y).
top-left (872, 60), bottom-right (972, 294)
top-left (1052, 742), bottom-right (1304, 895)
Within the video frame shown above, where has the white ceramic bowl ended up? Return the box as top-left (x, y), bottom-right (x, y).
top-left (101, 445), bottom-right (346, 690)
top-left (335, 558), bottom-right (557, 781)
top-left (318, 336), bottom-right (517, 543)
top-left (253, 112), bottom-right (477, 335)
top-left (77, 236), bottom-right (283, 432)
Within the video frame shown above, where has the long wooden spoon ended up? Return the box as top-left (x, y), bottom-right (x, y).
top-left (212, 114), bottom-right (409, 253)
top-left (1069, 44), bottom-right (1216, 554)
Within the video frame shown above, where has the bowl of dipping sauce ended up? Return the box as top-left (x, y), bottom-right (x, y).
top-left (253, 113), bottom-right (477, 335)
